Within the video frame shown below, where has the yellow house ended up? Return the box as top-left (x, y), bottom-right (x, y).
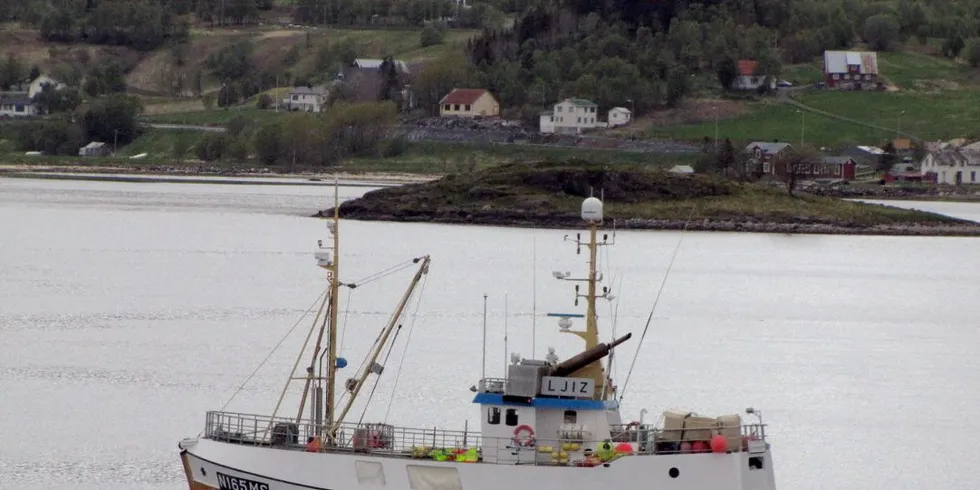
top-left (439, 88), bottom-right (500, 117)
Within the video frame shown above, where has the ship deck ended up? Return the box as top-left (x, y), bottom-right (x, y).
top-left (202, 410), bottom-right (769, 465)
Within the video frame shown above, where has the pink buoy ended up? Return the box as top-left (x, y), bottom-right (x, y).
top-left (679, 441), bottom-right (693, 453)
top-left (710, 435), bottom-right (728, 453)
top-left (615, 442), bottom-right (634, 454)
top-left (692, 440), bottom-right (709, 453)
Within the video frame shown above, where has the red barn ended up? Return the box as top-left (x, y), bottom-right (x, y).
top-left (823, 51), bottom-right (881, 90)
top-left (775, 156), bottom-right (857, 181)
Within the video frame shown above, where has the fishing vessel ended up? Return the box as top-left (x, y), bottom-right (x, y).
top-left (178, 191), bottom-right (778, 490)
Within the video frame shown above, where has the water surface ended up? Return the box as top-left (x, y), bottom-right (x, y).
top-left (2, 178), bottom-right (979, 490)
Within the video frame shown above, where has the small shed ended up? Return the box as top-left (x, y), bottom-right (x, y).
top-left (79, 142), bottom-right (110, 157)
top-left (669, 165), bottom-right (695, 174)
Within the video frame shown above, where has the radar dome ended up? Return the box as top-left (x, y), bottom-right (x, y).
top-left (581, 197), bottom-right (603, 222)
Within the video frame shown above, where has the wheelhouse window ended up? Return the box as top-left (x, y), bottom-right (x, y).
top-left (563, 410), bottom-right (577, 423)
top-left (505, 408), bottom-right (518, 426)
top-left (749, 456), bottom-right (765, 470)
top-left (487, 407), bottom-right (500, 425)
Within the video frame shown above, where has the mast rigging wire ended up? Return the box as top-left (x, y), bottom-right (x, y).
top-left (203, 288), bottom-right (329, 435)
top-left (383, 273), bottom-right (429, 424)
top-left (618, 205), bottom-right (697, 402)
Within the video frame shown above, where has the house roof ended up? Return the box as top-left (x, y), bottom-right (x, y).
top-left (540, 110), bottom-right (554, 116)
top-left (82, 142), bottom-right (107, 149)
top-left (353, 59), bottom-right (411, 74)
top-left (823, 156), bottom-right (855, 165)
top-left (609, 106), bottom-right (631, 113)
top-left (745, 141), bottom-right (791, 154)
top-left (291, 86), bottom-right (328, 95)
top-left (0, 92), bottom-right (33, 105)
top-left (824, 51), bottom-right (878, 75)
top-left (562, 98), bottom-right (597, 107)
top-left (440, 88), bottom-right (491, 105)
top-left (925, 149), bottom-right (980, 167)
top-left (669, 165), bottom-right (695, 174)
top-left (737, 60), bottom-right (758, 76)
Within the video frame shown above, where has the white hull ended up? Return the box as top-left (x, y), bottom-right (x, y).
top-left (179, 438), bottom-right (777, 490)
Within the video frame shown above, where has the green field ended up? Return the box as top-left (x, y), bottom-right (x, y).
top-left (141, 108), bottom-right (289, 126)
top-left (647, 90), bottom-right (980, 148)
top-left (647, 48), bottom-right (980, 148)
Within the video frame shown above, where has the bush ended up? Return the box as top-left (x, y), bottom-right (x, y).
top-left (196, 133), bottom-right (228, 161)
top-left (420, 25), bottom-right (444, 48)
top-left (257, 93), bottom-right (273, 109)
top-left (381, 136), bottom-right (410, 158)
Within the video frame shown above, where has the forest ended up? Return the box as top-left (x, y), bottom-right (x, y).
top-left (461, 0), bottom-right (980, 119)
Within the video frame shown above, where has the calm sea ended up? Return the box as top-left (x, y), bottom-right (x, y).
top-left (1, 178), bottom-right (979, 490)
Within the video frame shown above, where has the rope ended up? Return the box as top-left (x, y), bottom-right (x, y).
top-left (202, 288), bottom-right (328, 436)
top-left (345, 258), bottom-right (420, 289)
top-left (338, 291), bottom-right (353, 356)
top-left (619, 205), bottom-right (697, 403)
top-left (383, 273), bottom-right (428, 424)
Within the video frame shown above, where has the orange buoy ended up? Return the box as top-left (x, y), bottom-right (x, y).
top-left (615, 442), bottom-right (634, 454)
top-left (710, 435), bottom-right (728, 453)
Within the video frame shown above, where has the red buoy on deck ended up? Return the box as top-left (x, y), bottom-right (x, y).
top-left (692, 440), bottom-right (709, 453)
top-left (710, 435), bottom-right (728, 453)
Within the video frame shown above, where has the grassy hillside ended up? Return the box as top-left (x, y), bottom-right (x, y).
top-left (641, 48), bottom-right (980, 147)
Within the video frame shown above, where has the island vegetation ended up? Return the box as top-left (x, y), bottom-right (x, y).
top-left (323, 161), bottom-right (980, 236)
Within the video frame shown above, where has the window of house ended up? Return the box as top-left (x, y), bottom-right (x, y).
top-left (972, 171), bottom-right (976, 182)
top-left (563, 410), bottom-right (577, 423)
top-left (550, 116), bottom-right (554, 122)
top-left (464, 104), bottom-right (471, 111)
top-left (763, 162), bottom-right (771, 173)
top-left (556, 106), bottom-right (562, 112)
top-left (292, 95), bottom-right (298, 100)
top-left (577, 117), bottom-right (581, 123)
top-left (15, 105), bottom-right (24, 112)
top-left (487, 407), bottom-right (500, 425)
top-left (505, 408), bottom-right (518, 426)
top-left (454, 104), bottom-right (460, 111)
top-left (444, 104), bottom-right (451, 111)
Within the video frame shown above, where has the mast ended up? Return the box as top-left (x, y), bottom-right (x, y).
top-left (554, 194), bottom-right (615, 400)
top-left (324, 181), bottom-right (341, 438)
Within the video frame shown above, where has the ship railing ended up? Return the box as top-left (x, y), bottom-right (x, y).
top-left (204, 411), bottom-right (483, 455)
top-left (476, 378), bottom-right (507, 394)
top-left (608, 423), bottom-right (768, 455)
top-left (203, 411), bottom-right (769, 463)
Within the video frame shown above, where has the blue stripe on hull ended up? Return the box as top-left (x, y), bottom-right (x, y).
top-left (472, 393), bottom-right (618, 410)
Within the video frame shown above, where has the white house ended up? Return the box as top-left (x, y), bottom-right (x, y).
top-left (285, 86), bottom-right (329, 112)
top-left (0, 93), bottom-right (38, 117)
top-left (732, 60), bottom-right (774, 91)
top-left (920, 149), bottom-right (980, 185)
top-left (607, 107), bottom-right (631, 127)
top-left (669, 165), bottom-right (695, 174)
top-left (28, 75), bottom-right (66, 99)
top-left (539, 98), bottom-right (599, 134)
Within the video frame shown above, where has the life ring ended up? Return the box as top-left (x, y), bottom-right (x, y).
top-left (512, 424), bottom-right (536, 447)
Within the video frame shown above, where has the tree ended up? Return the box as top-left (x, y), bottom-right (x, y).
top-left (782, 146), bottom-right (821, 197)
top-left (863, 14), bottom-right (900, 51)
top-left (34, 85), bottom-right (82, 114)
top-left (253, 122), bottom-right (282, 166)
top-left (420, 25), bottom-right (444, 47)
top-left (965, 39), bottom-right (980, 68)
top-left (81, 94), bottom-right (144, 148)
top-left (715, 57), bottom-right (737, 91)
top-left (943, 35), bottom-right (966, 58)
top-left (877, 141), bottom-right (898, 173)
top-left (413, 52), bottom-right (473, 116)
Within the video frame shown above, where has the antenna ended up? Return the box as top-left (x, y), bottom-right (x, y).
top-left (531, 236), bottom-right (537, 358)
top-left (503, 292), bottom-right (508, 375)
top-left (481, 294), bottom-right (487, 381)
